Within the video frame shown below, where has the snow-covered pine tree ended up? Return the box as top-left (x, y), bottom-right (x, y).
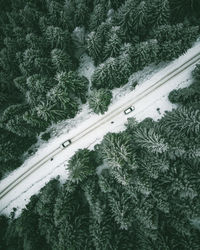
top-left (19, 48), bottom-right (42, 76)
top-left (117, 44), bottom-right (134, 83)
top-left (114, 0), bottom-right (139, 40)
top-left (107, 188), bottom-right (135, 230)
top-left (133, 127), bottom-right (169, 154)
top-left (51, 48), bottom-right (74, 72)
top-left (148, 0), bottom-right (170, 28)
top-left (45, 0), bottom-right (63, 26)
top-left (74, 0), bottom-right (90, 27)
top-left (161, 107), bottom-right (200, 136)
top-left (45, 26), bottom-right (71, 50)
top-left (6, 115), bottom-right (37, 137)
top-left (89, 88), bottom-right (112, 114)
top-left (23, 109), bottom-right (48, 131)
top-left (132, 40), bottom-right (159, 71)
top-left (103, 26), bottom-right (122, 60)
top-left (192, 63), bottom-right (200, 80)
top-left (101, 132), bottom-right (136, 170)
top-left (55, 71), bottom-right (89, 103)
top-left (67, 148), bottom-right (95, 184)
top-left (89, 3), bottom-right (108, 31)
top-left (34, 101), bottom-right (68, 123)
top-left (87, 31), bottom-right (103, 65)
top-left (169, 0), bottom-right (200, 21)
top-left (131, 0), bottom-right (149, 38)
top-left (92, 57), bottom-right (119, 89)
top-left (35, 179), bottom-right (60, 248)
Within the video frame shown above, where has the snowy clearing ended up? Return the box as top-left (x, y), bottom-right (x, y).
top-left (0, 40), bottom-right (200, 217)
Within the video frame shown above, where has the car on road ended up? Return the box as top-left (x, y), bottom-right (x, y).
top-left (124, 106), bottom-right (135, 115)
top-left (60, 139), bottom-right (72, 149)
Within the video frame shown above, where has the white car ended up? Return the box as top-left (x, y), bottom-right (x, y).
top-left (60, 139), bottom-right (72, 149)
top-left (124, 106), bottom-right (135, 115)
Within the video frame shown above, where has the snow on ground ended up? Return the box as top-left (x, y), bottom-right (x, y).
top-left (0, 40), bottom-right (200, 217)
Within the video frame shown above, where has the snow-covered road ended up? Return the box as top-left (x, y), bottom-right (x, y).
top-left (1, 41), bottom-right (200, 217)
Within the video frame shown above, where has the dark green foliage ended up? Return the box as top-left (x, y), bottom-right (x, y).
top-left (168, 85), bottom-right (200, 106)
top-left (89, 3), bottom-right (108, 31)
top-left (1, 2), bottom-right (200, 248)
top-left (89, 88), bottom-right (112, 114)
top-left (41, 132), bottom-right (51, 141)
top-left (67, 148), bottom-right (95, 183)
top-left (103, 26), bottom-right (122, 60)
top-left (35, 179), bottom-right (60, 248)
top-left (74, 0), bottom-right (90, 27)
top-left (54, 183), bottom-right (91, 249)
top-left (54, 71), bottom-right (89, 103)
top-left (153, 24), bottom-right (199, 61)
top-left (148, 0), bottom-right (170, 28)
top-left (45, 26), bottom-right (71, 51)
top-left (192, 63), bottom-right (200, 80)
top-left (169, 0), bottom-right (200, 22)
top-left (161, 107), bottom-right (200, 136)
top-left (132, 39), bottom-right (159, 70)
top-left (133, 127), bottom-right (169, 154)
top-left (51, 48), bottom-right (74, 73)
top-left (114, 0), bottom-right (140, 41)
top-left (0, 215), bottom-right (8, 250)
top-left (92, 57), bottom-right (120, 89)
top-left (100, 132), bottom-right (136, 170)
top-left (87, 22), bottom-right (111, 65)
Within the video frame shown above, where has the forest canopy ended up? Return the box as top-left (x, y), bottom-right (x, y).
top-left (0, 0), bottom-right (199, 178)
top-left (0, 0), bottom-right (200, 249)
top-left (1, 63), bottom-right (200, 250)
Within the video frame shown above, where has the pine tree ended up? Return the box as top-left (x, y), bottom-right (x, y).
top-left (192, 63), bottom-right (200, 80)
top-left (161, 107), bottom-right (200, 136)
top-left (55, 71), bottom-right (89, 103)
top-left (35, 179), bottom-right (60, 248)
top-left (74, 0), bottom-right (90, 27)
top-left (25, 74), bottom-right (55, 106)
top-left (23, 109), bottom-right (48, 131)
top-left (6, 115), bottom-right (37, 137)
top-left (87, 31), bottom-right (103, 65)
top-left (101, 132), bottom-right (136, 170)
top-left (117, 43), bottom-right (134, 83)
top-left (133, 127), bottom-right (169, 154)
top-left (19, 48), bottom-right (42, 76)
top-left (131, 1), bottom-right (149, 37)
top-left (45, 0), bottom-right (63, 26)
top-left (45, 26), bottom-right (71, 50)
top-left (1, 104), bottom-right (29, 124)
top-left (34, 101), bottom-right (68, 124)
top-left (169, 0), bottom-right (200, 21)
top-left (89, 3), bottom-right (108, 31)
top-left (92, 57), bottom-right (120, 89)
top-left (89, 88), bottom-right (112, 114)
top-left (108, 191), bottom-right (134, 230)
top-left (148, 0), bottom-right (170, 28)
top-left (51, 48), bottom-right (74, 72)
top-left (132, 40), bottom-right (159, 71)
top-left (115, 0), bottom-right (139, 40)
top-left (103, 27), bottom-right (122, 60)
top-left (54, 185), bottom-right (91, 249)
top-left (67, 149), bottom-right (95, 184)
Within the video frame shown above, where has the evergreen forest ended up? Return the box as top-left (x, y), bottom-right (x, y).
top-left (0, 0), bottom-right (200, 249)
top-left (0, 0), bottom-right (200, 178)
top-left (1, 62), bottom-right (200, 250)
